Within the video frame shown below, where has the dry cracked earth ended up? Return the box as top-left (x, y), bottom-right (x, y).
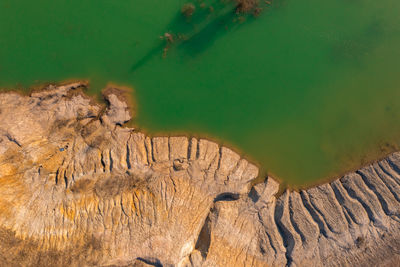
top-left (0, 83), bottom-right (399, 266)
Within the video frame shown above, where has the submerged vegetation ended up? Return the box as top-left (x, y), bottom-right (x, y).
top-left (182, 0), bottom-right (264, 18)
top-left (235, 0), bottom-right (262, 15)
top-left (132, 0), bottom-right (272, 71)
top-left (181, 3), bottom-right (196, 18)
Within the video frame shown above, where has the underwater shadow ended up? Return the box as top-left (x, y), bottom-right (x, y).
top-left (178, 11), bottom-right (259, 57)
top-left (130, 0), bottom-right (262, 73)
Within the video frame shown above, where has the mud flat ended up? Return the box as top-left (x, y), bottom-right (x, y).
top-left (0, 83), bottom-right (399, 266)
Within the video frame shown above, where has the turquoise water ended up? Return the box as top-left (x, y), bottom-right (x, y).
top-left (1, 0), bottom-right (400, 186)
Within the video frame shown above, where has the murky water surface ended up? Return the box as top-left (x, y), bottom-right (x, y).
top-left (1, 0), bottom-right (400, 186)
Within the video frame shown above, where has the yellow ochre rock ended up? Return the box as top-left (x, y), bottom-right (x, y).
top-left (0, 83), bottom-right (399, 267)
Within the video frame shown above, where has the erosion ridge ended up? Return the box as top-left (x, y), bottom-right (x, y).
top-left (0, 83), bottom-right (399, 266)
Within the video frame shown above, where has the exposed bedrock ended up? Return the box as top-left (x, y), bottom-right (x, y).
top-left (0, 83), bottom-right (399, 266)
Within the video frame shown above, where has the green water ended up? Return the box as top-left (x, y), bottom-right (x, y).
top-left (1, 0), bottom-right (400, 186)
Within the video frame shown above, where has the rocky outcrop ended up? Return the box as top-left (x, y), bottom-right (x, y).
top-left (196, 168), bottom-right (400, 267)
top-left (0, 83), bottom-right (399, 266)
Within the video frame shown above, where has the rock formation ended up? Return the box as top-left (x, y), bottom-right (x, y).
top-left (0, 83), bottom-right (399, 266)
